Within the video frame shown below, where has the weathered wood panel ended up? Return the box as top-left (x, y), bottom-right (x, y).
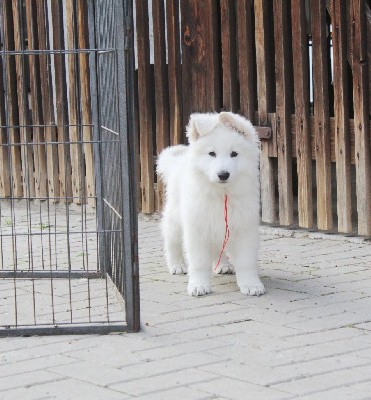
top-left (331, 0), bottom-right (352, 233)
top-left (166, 0), bottom-right (183, 145)
top-left (136, 0), bottom-right (155, 213)
top-left (76, 0), bottom-right (95, 207)
top-left (236, 0), bottom-right (255, 121)
top-left (66, 0), bottom-right (84, 204)
top-left (12, 0), bottom-right (36, 198)
top-left (181, 0), bottom-right (220, 118)
top-left (152, 0), bottom-right (169, 210)
top-left (351, 0), bottom-right (371, 236)
top-left (36, 0), bottom-right (60, 200)
top-left (50, 0), bottom-right (72, 202)
top-left (3, 0), bottom-right (22, 197)
top-left (254, 0), bottom-right (276, 224)
top-left (291, 0), bottom-right (313, 228)
top-left (25, 0), bottom-right (48, 199)
top-left (220, 0), bottom-right (238, 112)
top-left (311, 0), bottom-right (333, 231)
top-left (0, 53), bottom-right (10, 197)
top-left (274, 0), bottom-right (294, 226)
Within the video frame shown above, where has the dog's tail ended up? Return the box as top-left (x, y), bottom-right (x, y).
top-left (157, 145), bottom-right (187, 182)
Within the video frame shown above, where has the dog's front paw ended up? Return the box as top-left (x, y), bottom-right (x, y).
top-left (169, 264), bottom-right (188, 275)
top-left (239, 281), bottom-right (265, 296)
top-left (187, 284), bottom-right (211, 296)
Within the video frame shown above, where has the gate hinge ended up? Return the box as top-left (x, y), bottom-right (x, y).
top-left (255, 126), bottom-right (272, 140)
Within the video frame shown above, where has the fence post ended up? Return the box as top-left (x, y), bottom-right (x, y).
top-left (152, 0), bottom-right (169, 211)
top-left (311, 0), bottom-right (333, 231)
top-left (274, 0), bottom-right (294, 226)
top-left (351, 0), bottom-right (371, 236)
top-left (291, 0), bottom-right (314, 229)
top-left (166, 0), bottom-right (183, 145)
top-left (236, 0), bottom-right (255, 121)
top-left (136, 0), bottom-right (155, 214)
top-left (331, 0), bottom-right (352, 233)
top-left (254, 0), bottom-right (276, 224)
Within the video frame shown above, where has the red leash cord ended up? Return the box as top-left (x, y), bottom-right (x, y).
top-left (214, 195), bottom-right (230, 271)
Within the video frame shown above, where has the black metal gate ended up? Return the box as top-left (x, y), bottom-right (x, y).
top-left (0, 0), bottom-right (139, 336)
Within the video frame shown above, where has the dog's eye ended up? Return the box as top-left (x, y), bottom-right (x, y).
top-left (231, 151), bottom-right (238, 157)
top-left (208, 151), bottom-right (216, 157)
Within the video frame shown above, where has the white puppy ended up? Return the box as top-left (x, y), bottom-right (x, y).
top-left (157, 112), bottom-right (265, 297)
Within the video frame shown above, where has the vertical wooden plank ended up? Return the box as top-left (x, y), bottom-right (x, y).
top-left (331, 0), bottom-right (352, 233)
top-left (181, 0), bottom-right (220, 119)
top-left (220, 0), bottom-right (238, 111)
top-left (50, 0), bottom-right (72, 202)
top-left (311, 0), bottom-right (333, 231)
top-left (166, 0), bottom-right (183, 145)
top-left (76, 0), bottom-right (95, 207)
top-left (366, 3), bottom-right (371, 117)
top-left (180, 0), bottom-right (192, 127)
top-left (152, 16), bottom-right (167, 212)
top-left (65, 0), bottom-right (84, 204)
top-left (12, 0), bottom-right (35, 198)
top-left (274, 0), bottom-right (293, 226)
top-left (203, 1), bottom-right (220, 112)
top-left (351, 0), bottom-right (371, 236)
top-left (291, 0), bottom-right (313, 228)
top-left (25, 0), bottom-right (48, 199)
top-left (0, 55), bottom-right (10, 197)
top-left (2, 0), bottom-right (22, 198)
top-left (152, 0), bottom-right (169, 210)
top-left (36, 0), bottom-right (60, 201)
top-left (236, 0), bottom-right (255, 120)
top-left (136, 0), bottom-right (155, 213)
top-left (254, 0), bottom-right (276, 223)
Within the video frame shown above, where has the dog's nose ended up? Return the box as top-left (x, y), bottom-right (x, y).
top-left (218, 171), bottom-right (230, 182)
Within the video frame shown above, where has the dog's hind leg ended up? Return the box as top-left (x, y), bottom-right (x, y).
top-left (162, 215), bottom-right (187, 274)
top-left (213, 253), bottom-right (235, 274)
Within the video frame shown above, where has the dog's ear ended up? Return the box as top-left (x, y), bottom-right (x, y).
top-left (219, 112), bottom-right (258, 143)
top-left (186, 113), bottom-right (218, 142)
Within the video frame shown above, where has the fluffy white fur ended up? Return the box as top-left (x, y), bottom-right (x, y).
top-left (157, 112), bottom-right (265, 297)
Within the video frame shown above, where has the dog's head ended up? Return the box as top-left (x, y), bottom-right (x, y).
top-left (186, 112), bottom-right (260, 185)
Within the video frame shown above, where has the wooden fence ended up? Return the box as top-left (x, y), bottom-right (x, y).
top-left (0, 0), bottom-right (94, 205)
top-left (0, 1), bottom-right (370, 237)
top-left (135, 0), bottom-right (371, 237)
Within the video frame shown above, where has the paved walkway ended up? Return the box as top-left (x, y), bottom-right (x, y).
top-left (1, 214), bottom-right (371, 400)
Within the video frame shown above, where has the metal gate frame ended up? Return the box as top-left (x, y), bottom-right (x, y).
top-left (94, 0), bottom-right (140, 333)
top-left (0, 0), bottom-right (139, 336)
top-left (87, 0), bottom-right (140, 334)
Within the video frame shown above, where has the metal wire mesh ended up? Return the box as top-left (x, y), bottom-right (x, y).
top-left (0, 0), bottom-right (139, 336)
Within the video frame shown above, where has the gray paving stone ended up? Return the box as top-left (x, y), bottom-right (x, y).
top-left (109, 369), bottom-right (217, 396)
top-left (0, 387), bottom-right (53, 400)
top-left (193, 377), bottom-right (293, 400)
top-left (133, 386), bottom-right (213, 400)
top-left (297, 385), bottom-right (371, 400)
top-left (0, 370), bottom-right (63, 392)
top-left (270, 364), bottom-right (371, 395)
top-left (32, 378), bottom-right (131, 400)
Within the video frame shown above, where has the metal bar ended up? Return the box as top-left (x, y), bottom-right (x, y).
top-left (0, 323), bottom-right (129, 337)
top-left (0, 229), bottom-right (121, 238)
top-left (117, 0), bottom-right (140, 332)
top-left (87, 1), bottom-right (108, 280)
top-left (0, 48), bottom-right (114, 55)
top-left (0, 271), bottom-right (104, 278)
